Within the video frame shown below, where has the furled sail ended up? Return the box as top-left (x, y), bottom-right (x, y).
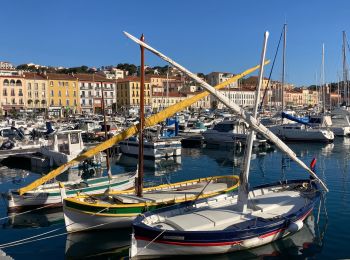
top-left (18, 62), bottom-right (266, 195)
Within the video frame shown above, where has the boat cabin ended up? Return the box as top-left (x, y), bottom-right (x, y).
top-left (49, 130), bottom-right (84, 156)
top-left (211, 120), bottom-right (247, 134)
top-left (308, 115), bottom-right (332, 128)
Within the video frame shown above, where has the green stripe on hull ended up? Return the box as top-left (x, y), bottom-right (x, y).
top-left (66, 200), bottom-right (171, 215)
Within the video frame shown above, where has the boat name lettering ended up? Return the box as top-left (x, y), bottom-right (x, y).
top-left (163, 235), bottom-right (185, 240)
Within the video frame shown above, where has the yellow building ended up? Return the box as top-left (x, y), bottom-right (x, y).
top-left (116, 77), bottom-right (151, 109)
top-left (0, 74), bottom-right (25, 115)
top-left (23, 72), bottom-right (48, 113)
top-left (47, 73), bottom-right (80, 116)
top-left (151, 92), bottom-right (186, 111)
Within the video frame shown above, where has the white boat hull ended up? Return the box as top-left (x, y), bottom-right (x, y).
top-left (119, 139), bottom-right (181, 159)
top-left (269, 125), bottom-right (334, 142)
top-left (64, 208), bottom-right (135, 232)
top-left (8, 173), bottom-right (135, 209)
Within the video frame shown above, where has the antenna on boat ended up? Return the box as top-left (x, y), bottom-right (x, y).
top-left (137, 33), bottom-right (145, 197)
top-left (237, 31), bottom-right (269, 213)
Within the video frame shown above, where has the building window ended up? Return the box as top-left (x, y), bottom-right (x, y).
top-left (11, 89), bottom-right (15, 96)
top-left (66, 90), bottom-right (69, 97)
top-left (50, 81), bottom-right (53, 86)
top-left (3, 89), bottom-right (7, 96)
top-left (51, 99), bottom-right (54, 105)
top-left (16, 80), bottom-right (22, 86)
top-left (66, 100), bottom-right (69, 106)
top-left (59, 99), bottom-right (62, 106)
top-left (73, 91), bottom-right (76, 97)
top-left (3, 79), bottom-right (9, 86)
top-left (19, 89), bottom-right (23, 96)
top-left (58, 91), bottom-right (61, 97)
top-left (74, 99), bottom-right (77, 106)
top-left (51, 90), bottom-right (54, 97)
top-left (34, 83), bottom-right (38, 90)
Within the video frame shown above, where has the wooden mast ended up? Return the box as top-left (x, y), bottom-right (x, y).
top-left (137, 34), bottom-right (145, 197)
top-left (101, 77), bottom-right (112, 179)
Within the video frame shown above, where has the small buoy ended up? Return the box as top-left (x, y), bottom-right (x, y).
top-left (288, 220), bottom-right (304, 233)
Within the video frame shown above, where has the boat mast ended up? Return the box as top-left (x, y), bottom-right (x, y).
top-left (322, 43), bottom-right (326, 113)
top-left (342, 31), bottom-right (348, 106)
top-left (137, 34), bottom-right (145, 197)
top-left (281, 23), bottom-right (286, 114)
top-left (237, 31), bottom-right (269, 213)
top-left (101, 76), bottom-right (112, 179)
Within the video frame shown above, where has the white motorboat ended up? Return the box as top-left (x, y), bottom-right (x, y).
top-left (119, 136), bottom-right (181, 160)
top-left (39, 129), bottom-right (104, 167)
top-left (269, 123), bottom-right (334, 142)
top-left (330, 108), bottom-right (350, 136)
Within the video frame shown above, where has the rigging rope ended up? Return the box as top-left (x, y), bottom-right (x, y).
top-left (259, 25), bottom-right (284, 110)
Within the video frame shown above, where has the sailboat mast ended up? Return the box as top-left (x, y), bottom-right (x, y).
top-left (101, 78), bottom-right (112, 178)
top-left (281, 24), bottom-right (286, 112)
top-left (237, 31), bottom-right (269, 213)
top-left (342, 31), bottom-right (348, 105)
top-left (137, 34), bottom-right (145, 197)
top-left (322, 43), bottom-right (326, 112)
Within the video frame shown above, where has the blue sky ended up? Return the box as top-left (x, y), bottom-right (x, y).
top-left (0, 0), bottom-right (349, 86)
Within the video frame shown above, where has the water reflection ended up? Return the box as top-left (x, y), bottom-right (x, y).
top-left (0, 167), bottom-right (29, 185)
top-left (202, 146), bottom-right (275, 167)
top-left (115, 154), bottom-right (182, 176)
top-left (3, 208), bottom-right (63, 229)
top-left (65, 228), bottom-right (131, 259)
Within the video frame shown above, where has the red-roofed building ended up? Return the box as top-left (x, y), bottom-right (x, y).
top-left (75, 73), bottom-right (116, 114)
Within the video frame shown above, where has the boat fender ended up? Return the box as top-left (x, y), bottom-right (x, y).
top-left (241, 237), bottom-right (262, 248)
top-left (287, 220), bottom-right (303, 233)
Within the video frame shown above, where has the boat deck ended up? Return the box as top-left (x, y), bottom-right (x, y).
top-left (97, 182), bottom-right (230, 205)
top-left (112, 182), bottom-right (229, 204)
top-left (154, 189), bottom-right (308, 231)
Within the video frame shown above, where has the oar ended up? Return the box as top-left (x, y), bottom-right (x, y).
top-left (124, 31), bottom-right (329, 192)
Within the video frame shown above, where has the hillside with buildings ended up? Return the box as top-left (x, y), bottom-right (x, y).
top-left (0, 60), bottom-right (333, 117)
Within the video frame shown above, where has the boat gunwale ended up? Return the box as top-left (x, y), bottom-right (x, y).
top-left (63, 175), bottom-right (240, 211)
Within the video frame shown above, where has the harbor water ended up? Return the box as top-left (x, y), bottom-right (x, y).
top-left (0, 138), bottom-right (349, 259)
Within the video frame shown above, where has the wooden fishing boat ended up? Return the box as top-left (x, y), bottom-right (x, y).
top-left (7, 171), bottom-right (136, 212)
top-left (130, 179), bottom-right (320, 258)
top-left (61, 175), bottom-right (239, 232)
top-left (123, 30), bottom-right (328, 258)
